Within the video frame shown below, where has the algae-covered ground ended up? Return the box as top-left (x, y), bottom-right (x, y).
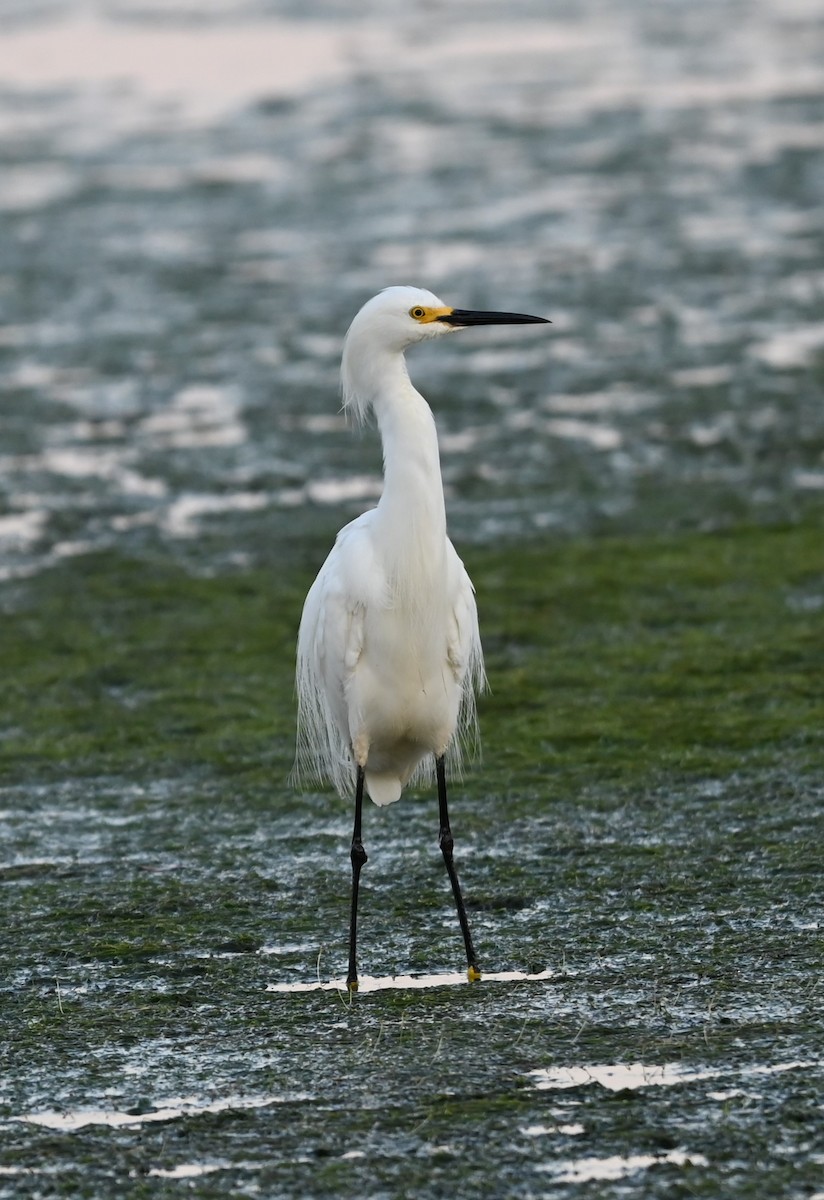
top-left (2, 521), bottom-right (823, 1198)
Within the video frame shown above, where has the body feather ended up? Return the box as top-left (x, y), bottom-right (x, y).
top-left (294, 286), bottom-right (494, 806)
top-left (295, 509), bottom-right (484, 804)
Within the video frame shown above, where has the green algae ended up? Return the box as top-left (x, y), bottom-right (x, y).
top-left (2, 520), bottom-right (822, 791)
top-left (1, 521), bottom-right (823, 1198)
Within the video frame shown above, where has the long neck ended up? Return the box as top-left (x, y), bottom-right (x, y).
top-left (361, 350), bottom-right (448, 604)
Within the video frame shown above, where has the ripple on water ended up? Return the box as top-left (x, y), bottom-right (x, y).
top-left (0, 1), bottom-right (822, 579)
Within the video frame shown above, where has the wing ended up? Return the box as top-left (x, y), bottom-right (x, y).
top-left (293, 514), bottom-right (380, 798)
top-left (445, 541), bottom-right (487, 761)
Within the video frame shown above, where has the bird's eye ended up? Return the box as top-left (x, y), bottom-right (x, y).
top-left (409, 307), bottom-right (427, 320)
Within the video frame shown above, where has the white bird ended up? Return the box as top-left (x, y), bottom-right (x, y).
top-left (294, 285), bottom-right (549, 989)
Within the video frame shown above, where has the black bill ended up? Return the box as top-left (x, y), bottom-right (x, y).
top-left (438, 308), bottom-right (551, 326)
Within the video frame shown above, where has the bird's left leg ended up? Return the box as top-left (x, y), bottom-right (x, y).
top-left (347, 765), bottom-right (368, 992)
top-left (436, 755), bottom-right (480, 981)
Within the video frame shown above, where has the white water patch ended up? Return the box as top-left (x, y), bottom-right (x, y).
top-left (259, 941), bottom-right (321, 957)
top-left (94, 164), bottom-right (189, 193)
top-left (149, 1164), bottom-right (222, 1179)
top-left (447, 344), bottom-right (552, 376)
top-left (438, 427), bottom-right (486, 454)
top-left (304, 476), bottom-right (383, 506)
top-left (544, 387), bottom-right (659, 415)
top-left (147, 1158), bottom-right (266, 1179)
top-left (161, 492), bottom-right (268, 538)
top-left (688, 416), bottom-right (737, 447)
top-left (539, 1149), bottom-right (709, 1184)
top-left (531, 1063), bottom-right (714, 1092)
top-left (5, 542), bottom-right (63, 575)
top-left (0, 855), bottom-right (79, 875)
top-left (0, 1146), bottom-right (262, 1182)
top-left (267, 968), bottom-right (553, 994)
top-left (18, 1091), bottom-right (307, 1131)
top-left (0, 538), bottom-right (102, 582)
top-left (793, 470), bottom-right (824, 491)
top-left (138, 385), bottom-right (246, 450)
top-left (672, 365), bottom-right (735, 388)
top-left (529, 1059), bottom-right (819, 1093)
top-left (523, 1123), bottom-right (585, 1137)
top-left (0, 510), bottom-right (47, 547)
top-left (0, 163), bottom-right (78, 212)
top-left (545, 418), bottom-right (622, 451)
top-left (10, 447), bottom-right (167, 498)
top-left (371, 234), bottom-right (485, 282)
top-left (290, 414), bottom-right (347, 435)
top-left (751, 323), bottom-right (824, 369)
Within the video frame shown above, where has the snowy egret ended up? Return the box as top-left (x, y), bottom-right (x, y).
top-left (295, 286), bottom-right (549, 990)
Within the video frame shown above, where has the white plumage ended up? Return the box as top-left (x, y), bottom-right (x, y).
top-left (295, 286), bottom-right (484, 807)
top-left (292, 285), bottom-right (548, 988)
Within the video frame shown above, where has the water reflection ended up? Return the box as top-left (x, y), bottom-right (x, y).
top-left (267, 968), bottom-right (554, 993)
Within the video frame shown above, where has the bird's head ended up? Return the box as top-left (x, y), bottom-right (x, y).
top-left (341, 285), bottom-right (549, 419)
top-left (346, 285), bottom-right (549, 351)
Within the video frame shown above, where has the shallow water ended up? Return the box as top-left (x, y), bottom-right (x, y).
top-left (1, 0), bottom-right (824, 581)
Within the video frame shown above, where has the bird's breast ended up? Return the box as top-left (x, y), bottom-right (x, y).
top-left (348, 603), bottom-right (460, 754)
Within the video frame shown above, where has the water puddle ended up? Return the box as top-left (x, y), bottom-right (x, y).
top-left (267, 968), bottom-right (553, 994)
top-left (17, 1092), bottom-right (308, 1131)
top-left (148, 1163), bottom-right (235, 1180)
top-left (529, 1059), bottom-right (819, 1093)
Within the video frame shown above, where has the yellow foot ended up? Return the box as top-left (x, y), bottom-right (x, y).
top-left (467, 966), bottom-right (482, 983)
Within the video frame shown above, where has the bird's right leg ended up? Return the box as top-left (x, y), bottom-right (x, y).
top-left (347, 765), bottom-right (368, 992)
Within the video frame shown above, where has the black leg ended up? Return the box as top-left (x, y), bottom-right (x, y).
top-left (436, 755), bottom-right (480, 981)
top-left (347, 765), bottom-right (368, 991)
